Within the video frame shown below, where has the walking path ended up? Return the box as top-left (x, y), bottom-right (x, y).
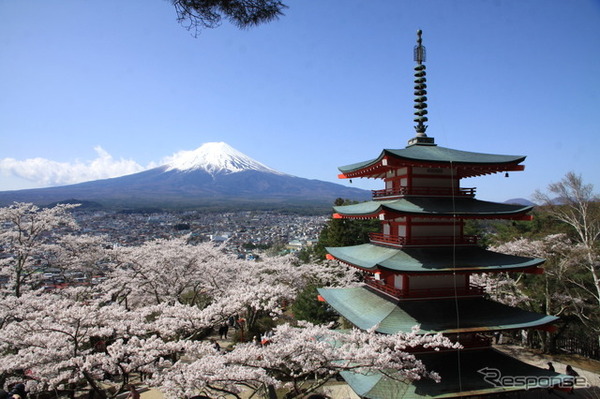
top-left (495, 343), bottom-right (600, 386)
top-left (493, 344), bottom-right (600, 399)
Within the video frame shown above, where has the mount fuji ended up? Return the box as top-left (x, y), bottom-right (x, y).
top-left (0, 143), bottom-right (370, 211)
top-left (164, 142), bottom-right (282, 176)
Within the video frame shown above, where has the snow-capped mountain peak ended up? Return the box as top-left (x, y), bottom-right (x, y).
top-left (164, 142), bottom-right (282, 175)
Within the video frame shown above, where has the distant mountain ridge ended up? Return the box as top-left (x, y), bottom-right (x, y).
top-left (503, 198), bottom-right (536, 206)
top-left (0, 143), bottom-right (371, 211)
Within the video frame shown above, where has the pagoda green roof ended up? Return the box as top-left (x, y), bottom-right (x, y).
top-left (339, 145), bottom-right (526, 174)
top-left (333, 197), bottom-right (532, 218)
top-left (325, 244), bottom-right (543, 273)
top-left (341, 348), bottom-right (571, 399)
top-left (317, 286), bottom-right (558, 334)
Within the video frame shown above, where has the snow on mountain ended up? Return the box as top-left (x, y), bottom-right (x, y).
top-left (164, 142), bottom-right (283, 176)
top-left (0, 141), bottom-right (373, 210)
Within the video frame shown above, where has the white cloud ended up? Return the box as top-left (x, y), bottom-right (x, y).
top-left (0, 146), bottom-right (156, 189)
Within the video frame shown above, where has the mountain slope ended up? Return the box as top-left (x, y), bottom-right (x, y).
top-left (0, 143), bottom-right (370, 211)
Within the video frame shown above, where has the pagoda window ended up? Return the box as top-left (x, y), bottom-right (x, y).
top-left (396, 223), bottom-right (407, 237)
top-left (381, 221), bottom-right (406, 237)
top-left (389, 219), bottom-right (406, 235)
top-left (382, 222), bottom-right (391, 236)
top-left (384, 169), bottom-right (408, 193)
top-left (394, 274), bottom-right (407, 290)
top-left (384, 178), bottom-right (401, 192)
top-left (394, 167), bottom-right (408, 177)
top-left (375, 168), bottom-right (411, 198)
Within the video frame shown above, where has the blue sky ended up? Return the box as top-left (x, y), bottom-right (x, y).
top-left (1, 0), bottom-right (599, 202)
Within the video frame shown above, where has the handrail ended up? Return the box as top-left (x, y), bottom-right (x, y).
top-left (369, 233), bottom-right (478, 247)
top-left (364, 276), bottom-right (484, 299)
top-left (371, 187), bottom-right (476, 199)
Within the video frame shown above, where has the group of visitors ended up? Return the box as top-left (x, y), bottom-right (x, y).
top-left (547, 362), bottom-right (582, 393)
top-left (547, 361), bottom-right (580, 377)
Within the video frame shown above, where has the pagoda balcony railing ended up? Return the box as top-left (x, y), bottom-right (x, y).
top-left (369, 233), bottom-right (478, 247)
top-left (364, 276), bottom-right (485, 300)
top-left (371, 187), bottom-right (476, 199)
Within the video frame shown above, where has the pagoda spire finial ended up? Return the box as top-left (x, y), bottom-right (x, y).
top-left (408, 29), bottom-right (436, 146)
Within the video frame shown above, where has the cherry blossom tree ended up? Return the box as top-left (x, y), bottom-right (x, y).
top-left (150, 322), bottom-right (459, 399)
top-left (0, 202), bottom-right (79, 297)
top-left (196, 250), bottom-right (355, 335)
top-left (0, 202), bottom-right (451, 399)
top-left (0, 290), bottom-right (208, 398)
top-left (533, 173), bottom-right (600, 348)
top-left (533, 172), bottom-right (600, 310)
top-left (106, 237), bottom-right (216, 308)
top-left (44, 233), bottom-right (111, 285)
top-left (486, 234), bottom-right (574, 308)
top-left (488, 233), bottom-right (594, 351)
top-left (470, 272), bottom-right (529, 308)
top-left (107, 238), bottom-right (356, 334)
top-left (0, 291), bottom-right (131, 397)
top-left (0, 289), bottom-right (455, 399)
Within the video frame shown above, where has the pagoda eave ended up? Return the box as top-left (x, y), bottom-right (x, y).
top-left (378, 211), bottom-right (534, 221)
top-left (318, 286), bottom-right (559, 335)
top-left (337, 146), bottom-right (527, 179)
top-left (457, 163), bottom-right (525, 178)
top-left (337, 162), bottom-right (524, 180)
top-left (333, 198), bottom-right (533, 220)
top-left (325, 254), bottom-right (377, 273)
top-left (325, 244), bottom-right (545, 274)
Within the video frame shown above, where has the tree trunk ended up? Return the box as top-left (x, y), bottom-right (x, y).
top-left (266, 384), bottom-right (278, 399)
top-left (547, 331), bottom-right (557, 354)
top-left (82, 371), bottom-right (108, 399)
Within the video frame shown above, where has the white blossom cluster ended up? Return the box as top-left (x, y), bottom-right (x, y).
top-left (486, 234), bottom-right (595, 318)
top-left (471, 235), bottom-right (577, 307)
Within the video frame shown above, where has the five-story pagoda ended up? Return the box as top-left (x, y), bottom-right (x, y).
top-left (318, 30), bottom-right (568, 399)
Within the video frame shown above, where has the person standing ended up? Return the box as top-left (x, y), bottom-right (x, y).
top-left (565, 365), bottom-right (580, 394)
top-left (219, 322), bottom-right (229, 339)
top-left (126, 385), bottom-right (140, 399)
